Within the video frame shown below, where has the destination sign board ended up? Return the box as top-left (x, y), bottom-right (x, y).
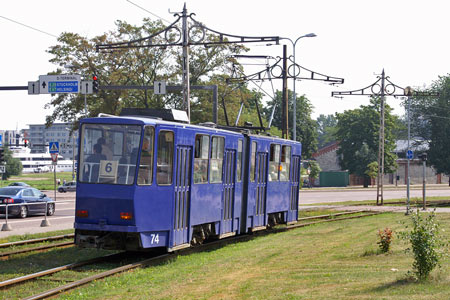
top-left (39, 75), bottom-right (81, 94)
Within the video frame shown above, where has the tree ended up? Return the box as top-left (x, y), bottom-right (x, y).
top-left (308, 160), bottom-right (321, 186)
top-left (407, 75), bottom-right (450, 185)
top-left (46, 19), bottom-right (246, 128)
top-left (365, 161), bottom-right (378, 187)
top-left (264, 91), bottom-right (318, 158)
top-left (316, 114), bottom-right (337, 148)
top-left (1, 146), bottom-right (22, 180)
top-left (335, 97), bottom-right (398, 187)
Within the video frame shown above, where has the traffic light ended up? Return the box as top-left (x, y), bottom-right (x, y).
top-left (93, 75), bottom-right (99, 93)
top-left (0, 148), bottom-right (4, 163)
top-left (24, 140), bottom-right (28, 147)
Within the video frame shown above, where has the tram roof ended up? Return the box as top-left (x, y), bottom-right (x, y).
top-left (81, 114), bottom-right (301, 145)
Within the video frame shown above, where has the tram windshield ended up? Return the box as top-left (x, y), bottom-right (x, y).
top-left (79, 123), bottom-right (142, 185)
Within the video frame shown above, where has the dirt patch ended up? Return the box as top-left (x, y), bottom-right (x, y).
top-left (9, 177), bottom-right (47, 181)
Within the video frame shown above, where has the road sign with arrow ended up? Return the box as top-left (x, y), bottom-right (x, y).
top-left (154, 81), bottom-right (166, 95)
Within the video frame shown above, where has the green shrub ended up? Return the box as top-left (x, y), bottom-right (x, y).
top-left (377, 227), bottom-right (393, 253)
top-left (400, 209), bottom-right (447, 280)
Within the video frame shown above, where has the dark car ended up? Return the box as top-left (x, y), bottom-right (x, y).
top-left (57, 181), bottom-right (77, 193)
top-left (0, 187), bottom-right (55, 218)
top-left (8, 182), bottom-right (30, 187)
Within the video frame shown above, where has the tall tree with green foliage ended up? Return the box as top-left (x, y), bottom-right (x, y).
top-left (335, 97), bottom-right (398, 187)
top-left (316, 114), bottom-right (337, 148)
top-left (46, 18), bottom-right (246, 128)
top-left (263, 91), bottom-right (317, 158)
top-left (407, 74), bottom-right (450, 185)
top-left (1, 146), bottom-right (22, 180)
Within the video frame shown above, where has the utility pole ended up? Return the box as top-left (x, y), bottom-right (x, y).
top-left (419, 153), bottom-right (427, 210)
top-left (333, 70), bottom-right (414, 205)
top-left (181, 5), bottom-right (191, 120)
top-left (377, 70), bottom-right (386, 205)
top-left (333, 71), bottom-right (439, 205)
top-left (282, 45), bottom-right (289, 139)
top-left (96, 4), bottom-right (281, 124)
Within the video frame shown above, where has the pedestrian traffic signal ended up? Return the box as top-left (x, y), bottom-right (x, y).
top-left (93, 75), bottom-right (99, 93)
top-left (0, 148), bottom-right (4, 162)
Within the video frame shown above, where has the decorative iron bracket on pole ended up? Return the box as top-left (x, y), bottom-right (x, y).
top-left (227, 54), bottom-right (344, 139)
top-left (96, 4), bottom-right (280, 123)
top-left (228, 56), bottom-right (344, 84)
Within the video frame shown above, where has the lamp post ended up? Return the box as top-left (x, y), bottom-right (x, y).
top-left (283, 33), bottom-right (316, 141)
top-left (405, 86), bottom-right (413, 215)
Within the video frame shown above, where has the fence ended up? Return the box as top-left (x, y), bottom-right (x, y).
top-left (0, 200), bottom-right (56, 231)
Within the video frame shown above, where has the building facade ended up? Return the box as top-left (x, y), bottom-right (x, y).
top-left (28, 123), bottom-right (78, 160)
top-left (312, 141), bottom-right (449, 186)
top-left (0, 130), bottom-right (22, 147)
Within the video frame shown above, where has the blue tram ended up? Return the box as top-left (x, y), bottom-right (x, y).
top-left (74, 111), bottom-right (301, 251)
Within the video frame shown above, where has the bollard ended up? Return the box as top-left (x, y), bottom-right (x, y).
top-left (1, 204), bottom-right (13, 231)
top-left (40, 202), bottom-right (51, 227)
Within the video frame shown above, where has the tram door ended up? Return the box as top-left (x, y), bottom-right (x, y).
top-left (288, 155), bottom-right (301, 222)
top-left (173, 146), bottom-right (192, 247)
top-left (222, 149), bottom-right (236, 234)
top-left (255, 152), bottom-right (268, 227)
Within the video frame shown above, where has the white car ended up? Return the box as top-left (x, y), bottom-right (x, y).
top-left (34, 166), bottom-right (50, 173)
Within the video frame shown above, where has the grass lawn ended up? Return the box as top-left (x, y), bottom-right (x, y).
top-left (52, 212), bottom-right (450, 300)
top-left (1, 172), bottom-right (74, 190)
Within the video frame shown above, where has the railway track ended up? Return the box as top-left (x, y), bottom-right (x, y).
top-left (0, 234), bottom-right (74, 259)
top-left (0, 211), bottom-right (380, 299)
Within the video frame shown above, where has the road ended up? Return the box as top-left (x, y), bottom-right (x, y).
top-left (1, 186), bottom-right (450, 238)
top-left (0, 191), bottom-right (75, 239)
top-left (300, 186), bottom-right (450, 204)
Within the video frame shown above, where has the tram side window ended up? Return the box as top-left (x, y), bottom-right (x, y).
top-left (236, 139), bottom-right (243, 182)
top-left (137, 126), bottom-right (154, 185)
top-left (269, 144), bottom-right (280, 181)
top-left (210, 136), bottom-right (224, 183)
top-left (194, 135), bottom-right (209, 183)
top-left (156, 131), bottom-right (174, 185)
top-left (250, 141), bottom-right (257, 182)
top-left (280, 145), bottom-right (291, 181)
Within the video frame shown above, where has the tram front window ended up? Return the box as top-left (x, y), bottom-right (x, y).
top-left (79, 124), bottom-right (141, 185)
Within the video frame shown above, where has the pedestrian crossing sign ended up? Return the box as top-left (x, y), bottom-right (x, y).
top-left (49, 141), bottom-right (60, 153)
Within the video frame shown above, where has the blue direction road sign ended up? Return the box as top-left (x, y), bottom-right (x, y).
top-left (48, 81), bottom-right (78, 93)
top-left (406, 150), bottom-right (413, 159)
top-left (49, 141), bottom-right (60, 154)
top-left (0, 134), bottom-right (2, 147)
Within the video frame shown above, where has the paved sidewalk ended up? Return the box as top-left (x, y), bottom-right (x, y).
top-left (0, 216), bottom-right (74, 239)
top-left (301, 183), bottom-right (450, 193)
top-left (300, 205), bottom-right (450, 213)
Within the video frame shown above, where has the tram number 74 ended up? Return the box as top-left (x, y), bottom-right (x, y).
top-left (151, 234), bottom-right (160, 244)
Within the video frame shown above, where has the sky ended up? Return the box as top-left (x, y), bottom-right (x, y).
top-left (1, 0), bottom-right (449, 130)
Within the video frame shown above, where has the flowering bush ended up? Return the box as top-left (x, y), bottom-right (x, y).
top-left (378, 227), bottom-right (394, 253)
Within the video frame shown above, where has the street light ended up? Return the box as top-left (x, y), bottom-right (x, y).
top-left (283, 33), bottom-right (317, 141)
top-left (404, 86), bottom-right (413, 215)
